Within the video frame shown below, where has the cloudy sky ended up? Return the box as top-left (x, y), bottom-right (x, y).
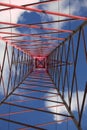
top-left (0, 0), bottom-right (87, 130)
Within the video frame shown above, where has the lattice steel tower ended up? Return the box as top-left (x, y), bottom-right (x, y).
top-left (0, 1), bottom-right (87, 130)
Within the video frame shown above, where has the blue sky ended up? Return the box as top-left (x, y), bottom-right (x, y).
top-left (0, 0), bottom-right (87, 130)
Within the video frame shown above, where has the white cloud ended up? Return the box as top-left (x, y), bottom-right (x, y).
top-left (42, 1), bottom-right (87, 124)
top-left (45, 89), bottom-right (87, 123)
top-left (0, 0), bottom-right (40, 38)
top-left (0, 0), bottom-right (40, 23)
top-left (0, 39), bottom-right (25, 96)
top-left (0, 40), bottom-right (12, 95)
top-left (0, 0), bottom-right (40, 95)
top-left (0, 0), bottom-right (87, 96)
top-left (40, 0), bottom-right (86, 28)
top-left (82, 0), bottom-right (87, 7)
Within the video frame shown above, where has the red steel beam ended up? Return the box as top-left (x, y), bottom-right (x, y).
top-left (4, 101), bottom-right (70, 117)
top-left (10, 40), bottom-right (58, 46)
top-left (22, 48), bottom-right (56, 51)
top-left (18, 44), bottom-right (57, 48)
top-left (0, 36), bottom-right (21, 49)
top-left (19, 118), bottom-right (71, 130)
top-left (0, 104), bottom-right (64, 118)
top-left (20, 48), bottom-right (57, 53)
top-left (29, 48), bottom-right (54, 50)
top-left (0, 31), bottom-right (65, 41)
top-left (24, 0), bottom-right (60, 6)
top-left (17, 87), bottom-right (57, 94)
top-left (0, 36), bottom-right (31, 55)
top-left (0, 65), bottom-right (6, 96)
top-left (0, 21), bottom-right (72, 33)
top-left (24, 46), bottom-right (57, 48)
top-left (10, 95), bottom-right (57, 104)
top-left (0, 2), bottom-right (87, 20)
top-left (2, 39), bottom-right (43, 43)
top-left (0, 0), bottom-right (60, 12)
top-left (16, 45), bottom-right (58, 49)
top-left (3, 38), bottom-right (60, 43)
top-left (35, 118), bottom-right (71, 127)
top-left (15, 42), bottom-right (56, 46)
top-left (9, 95), bottom-right (59, 103)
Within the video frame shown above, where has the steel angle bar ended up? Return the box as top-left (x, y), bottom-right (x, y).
top-left (0, 31), bottom-right (64, 41)
top-left (79, 83), bottom-right (87, 126)
top-left (0, 0), bottom-right (59, 12)
top-left (17, 87), bottom-right (58, 94)
top-left (0, 104), bottom-right (64, 117)
top-left (0, 19), bottom-right (76, 30)
top-left (21, 83), bottom-right (55, 89)
top-left (4, 102), bottom-right (71, 117)
top-left (19, 117), bottom-right (71, 130)
top-left (46, 21), bottom-right (87, 130)
top-left (0, 2), bottom-right (87, 20)
top-left (12, 93), bottom-right (62, 104)
top-left (0, 117), bottom-right (45, 130)
top-left (0, 21), bottom-right (73, 33)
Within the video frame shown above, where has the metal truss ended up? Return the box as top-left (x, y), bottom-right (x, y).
top-left (0, 0), bottom-right (87, 130)
top-left (0, 41), bottom-right (33, 104)
top-left (0, 1), bottom-right (87, 57)
top-left (47, 21), bottom-right (87, 130)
